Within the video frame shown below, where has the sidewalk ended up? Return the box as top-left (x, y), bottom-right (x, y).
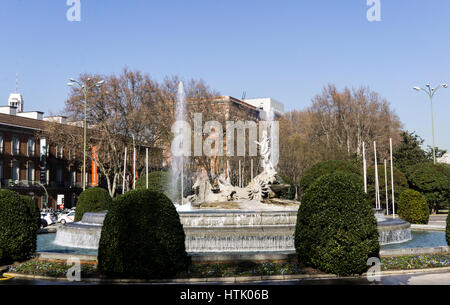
top-left (385, 214), bottom-right (447, 231)
top-left (411, 214), bottom-right (447, 231)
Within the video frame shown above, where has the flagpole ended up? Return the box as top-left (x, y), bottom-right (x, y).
top-left (374, 141), bottom-right (380, 209)
top-left (133, 146), bottom-right (136, 190)
top-left (363, 142), bottom-right (367, 194)
top-left (390, 138), bottom-right (396, 218)
top-left (122, 147), bottom-right (127, 194)
top-left (146, 148), bottom-right (149, 189)
top-left (384, 159), bottom-right (389, 215)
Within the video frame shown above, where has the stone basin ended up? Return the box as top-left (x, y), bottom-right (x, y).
top-left (53, 207), bottom-right (412, 253)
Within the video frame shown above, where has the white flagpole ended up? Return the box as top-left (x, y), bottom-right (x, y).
top-left (133, 146), bottom-right (136, 190)
top-left (146, 148), bottom-right (149, 189)
top-left (390, 138), bottom-right (396, 218)
top-left (122, 147), bottom-right (127, 194)
top-left (384, 159), bottom-right (389, 215)
top-left (374, 141), bottom-right (380, 209)
top-left (363, 142), bottom-right (367, 194)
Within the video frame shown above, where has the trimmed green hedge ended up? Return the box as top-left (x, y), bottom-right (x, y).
top-left (0, 190), bottom-right (40, 265)
top-left (98, 188), bottom-right (190, 279)
top-left (277, 174), bottom-right (297, 200)
top-left (397, 189), bottom-right (429, 224)
top-left (406, 163), bottom-right (450, 212)
top-left (295, 172), bottom-right (379, 276)
top-left (74, 188), bottom-right (112, 222)
top-left (135, 171), bottom-right (171, 193)
top-left (299, 160), bottom-right (361, 197)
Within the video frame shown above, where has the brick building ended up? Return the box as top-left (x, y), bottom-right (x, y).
top-left (0, 93), bottom-right (83, 209)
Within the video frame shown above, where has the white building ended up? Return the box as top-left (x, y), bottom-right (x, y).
top-left (1, 93), bottom-right (44, 120)
top-left (243, 97), bottom-right (285, 121)
top-left (437, 153), bottom-right (450, 165)
top-left (8, 93), bottom-right (24, 113)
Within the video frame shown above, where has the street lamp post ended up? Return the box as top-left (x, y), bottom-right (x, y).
top-left (413, 83), bottom-right (448, 165)
top-left (67, 78), bottom-right (104, 190)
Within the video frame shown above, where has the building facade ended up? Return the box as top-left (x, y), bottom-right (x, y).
top-left (0, 94), bottom-right (84, 210)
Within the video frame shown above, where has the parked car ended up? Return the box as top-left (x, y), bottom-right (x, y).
top-left (40, 212), bottom-right (56, 227)
top-left (58, 211), bottom-right (75, 225)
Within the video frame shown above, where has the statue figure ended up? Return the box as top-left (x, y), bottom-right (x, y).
top-left (255, 130), bottom-right (275, 173)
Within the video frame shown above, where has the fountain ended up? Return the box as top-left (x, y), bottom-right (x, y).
top-left (171, 81), bottom-right (190, 209)
top-left (53, 212), bottom-right (106, 249)
top-left (50, 104), bottom-right (412, 254)
top-left (374, 209), bottom-right (412, 245)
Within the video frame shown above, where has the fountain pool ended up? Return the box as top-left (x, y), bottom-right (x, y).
top-left (47, 208), bottom-right (419, 255)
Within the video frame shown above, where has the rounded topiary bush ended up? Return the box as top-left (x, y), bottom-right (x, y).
top-left (295, 172), bottom-right (379, 276)
top-left (0, 190), bottom-right (40, 265)
top-left (397, 189), bottom-right (429, 224)
top-left (74, 187), bottom-right (112, 221)
top-left (98, 188), bottom-right (190, 279)
top-left (135, 171), bottom-right (171, 193)
top-left (277, 174), bottom-right (297, 200)
top-left (299, 160), bottom-right (361, 197)
top-left (21, 195), bottom-right (41, 231)
top-left (406, 163), bottom-right (450, 213)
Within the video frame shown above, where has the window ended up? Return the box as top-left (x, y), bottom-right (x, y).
top-left (56, 145), bottom-right (63, 159)
top-left (27, 138), bottom-right (35, 156)
top-left (27, 162), bottom-right (35, 182)
top-left (11, 161), bottom-right (19, 181)
top-left (0, 135), bottom-right (3, 153)
top-left (69, 149), bottom-right (76, 160)
top-left (41, 194), bottom-right (48, 209)
top-left (56, 167), bottom-right (63, 183)
top-left (46, 169), bottom-right (50, 185)
top-left (12, 136), bottom-right (19, 155)
top-left (70, 167), bottom-right (77, 186)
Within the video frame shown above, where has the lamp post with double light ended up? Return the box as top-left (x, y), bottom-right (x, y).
top-left (67, 78), bottom-right (104, 190)
top-left (413, 83), bottom-right (448, 165)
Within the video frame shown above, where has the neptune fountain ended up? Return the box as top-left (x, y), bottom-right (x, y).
top-left (53, 130), bottom-right (411, 253)
top-left (53, 81), bottom-right (411, 253)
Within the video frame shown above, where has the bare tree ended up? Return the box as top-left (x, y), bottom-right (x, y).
top-left (44, 69), bottom-right (173, 197)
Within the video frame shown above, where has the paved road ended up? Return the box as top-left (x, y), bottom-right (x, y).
top-left (254, 272), bottom-right (450, 285)
top-left (3, 271), bottom-right (450, 285)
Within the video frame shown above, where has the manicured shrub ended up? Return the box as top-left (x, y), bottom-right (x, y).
top-left (21, 195), bottom-right (41, 230)
top-left (367, 165), bottom-right (408, 212)
top-left (74, 187), bottom-right (112, 222)
top-left (295, 172), bottom-right (379, 276)
top-left (406, 163), bottom-right (450, 213)
top-left (277, 174), bottom-right (297, 200)
top-left (0, 190), bottom-right (40, 265)
top-left (299, 160), bottom-right (361, 197)
top-left (397, 189), bottom-right (429, 224)
top-left (135, 171), bottom-right (171, 193)
top-left (98, 188), bottom-right (190, 279)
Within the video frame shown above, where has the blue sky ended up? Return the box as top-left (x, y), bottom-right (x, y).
top-left (1, 0), bottom-right (450, 150)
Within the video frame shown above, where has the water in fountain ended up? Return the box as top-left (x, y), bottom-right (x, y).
top-left (53, 212), bottom-right (106, 249)
top-left (171, 81), bottom-right (192, 210)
